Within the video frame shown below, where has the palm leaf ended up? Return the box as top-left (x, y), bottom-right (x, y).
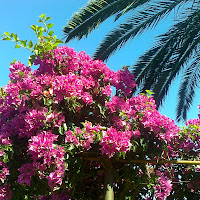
top-left (93, 0), bottom-right (182, 61)
top-left (114, 0), bottom-right (152, 21)
top-left (132, 6), bottom-right (200, 121)
top-left (177, 53), bottom-right (200, 121)
top-left (63, 0), bottom-right (150, 42)
top-left (154, 23), bottom-right (200, 107)
top-left (133, 6), bottom-right (200, 90)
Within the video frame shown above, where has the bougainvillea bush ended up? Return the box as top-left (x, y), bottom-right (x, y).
top-left (1, 15), bottom-right (200, 200)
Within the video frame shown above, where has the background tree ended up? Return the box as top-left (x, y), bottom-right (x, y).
top-left (63, 0), bottom-right (200, 122)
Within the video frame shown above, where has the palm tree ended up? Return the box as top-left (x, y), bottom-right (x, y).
top-left (63, 0), bottom-right (200, 122)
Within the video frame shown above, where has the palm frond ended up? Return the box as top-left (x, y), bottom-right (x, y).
top-left (93, 0), bottom-right (182, 61)
top-left (63, 0), bottom-right (149, 42)
top-left (132, 7), bottom-right (200, 112)
top-left (154, 29), bottom-right (200, 108)
top-left (177, 52), bottom-right (200, 122)
top-left (114, 0), bottom-right (151, 21)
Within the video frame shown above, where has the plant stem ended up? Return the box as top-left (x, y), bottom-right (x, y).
top-left (104, 160), bottom-right (114, 200)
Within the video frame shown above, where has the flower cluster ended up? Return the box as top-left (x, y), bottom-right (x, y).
top-left (177, 116), bottom-right (200, 156)
top-left (18, 131), bottom-right (65, 190)
top-left (154, 176), bottom-right (172, 200)
top-left (65, 121), bottom-right (101, 150)
top-left (0, 44), bottom-right (196, 199)
top-left (100, 128), bottom-right (132, 157)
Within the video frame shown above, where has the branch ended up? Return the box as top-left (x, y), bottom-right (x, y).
top-left (81, 157), bottom-right (200, 165)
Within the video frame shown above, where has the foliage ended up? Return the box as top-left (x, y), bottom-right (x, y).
top-left (1, 14), bottom-right (63, 66)
top-left (63, 0), bottom-right (200, 122)
top-left (1, 15), bottom-right (200, 200)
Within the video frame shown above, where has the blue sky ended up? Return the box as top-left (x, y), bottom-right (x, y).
top-left (0, 0), bottom-right (199, 125)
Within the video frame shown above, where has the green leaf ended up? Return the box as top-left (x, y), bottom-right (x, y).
top-left (34, 43), bottom-right (38, 50)
top-left (15, 43), bottom-right (21, 48)
top-left (39, 14), bottom-right (46, 18)
top-left (52, 44), bottom-right (58, 49)
top-left (10, 59), bottom-right (17, 64)
top-left (20, 40), bottom-right (27, 47)
top-left (30, 25), bottom-right (37, 31)
top-left (10, 33), bottom-right (15, 37)
top-left (19, 71), bottom-right (24, 76)
top-left (13, 34), bottom-right (19, 41)
top-left (38, 26), bottom-right (45, 32)
top-left (38, 31), bottom-right (43, 38)
top-left (46, 99), bottom-right (53, 106)
top-left (45, 17), bottom-right (51, 21)
top-left (37, 19), bottom-right (43, 23)
top-left (121, 152), bottom-right (126, 159)
top-left (28, 55), bottom-right (36, 66)
top-left (45, 43), bottom-right (52, 51)
top-left (4, 32), bottom-right (10, 36)
top-left (48, 30), bottom-right (54, 36)
top-left (34, 49), bottom-right (39, 56)
top-left (43, 36), bottom-right (51, 42)
top-left (47, 23), bottom-right (54, 29)
top-left (54, 39), bottom-right (63, 44)
top-left (2, 37), bottom-right (11, 41)
top-left (28, 40), bottom-right (33, 48)
top-left (63, 123), bottom-right (67, 131)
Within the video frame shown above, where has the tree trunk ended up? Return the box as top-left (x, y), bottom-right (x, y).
top-left (104, 160), bottom-right (114, 200)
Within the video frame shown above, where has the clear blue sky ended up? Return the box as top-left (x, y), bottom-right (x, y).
top-left (0, 0), bottom-right (199, 125)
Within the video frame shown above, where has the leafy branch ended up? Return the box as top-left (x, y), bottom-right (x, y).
top-left (1, 14), bottom-right (63, 66)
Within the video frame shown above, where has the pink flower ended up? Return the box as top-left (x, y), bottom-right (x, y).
top-left (133, 130), bottom-right (141, 138)
top-left (106, 96), bottom-right (126, 113)
top-left (154, 176), bottom-right (172, 200)
top-left (46, 170), bottom-right (64, 190)
top-left (0, 184), bottom-right (12, 200)
top-left (100, 127), bottom-right (133, 158)
top-left (18, 163), bottom-right (36, 186)
top-left (186, 118), bottom-right (200, 126)
top-left (65, 130), bottom-right (79, 146)
top-left (0, 150), bottom-right (3, 157)
top-left (9, 61), bottom-right (31, 81)
top-left (112, 67), bottom-right (136, 96)
top-left (102, 85), bottom-right (112, 97)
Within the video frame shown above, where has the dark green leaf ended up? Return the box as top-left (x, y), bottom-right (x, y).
top-left (13, 34), bottom-right (19, 41)
top-left (28, 55), bottom-right (36, 66)
top-left (20, 40), bottom-right (27, 47)
top-left (45, 17), bottom-right (51, 21)
top-left (10, 33), bottom-right (15, 37)
top-left (37, 19), bottom-right (43, 23)
top-left (28, 40), bottom-right (33, 48)
top-left (2, 37), bottom-right (11, 41)
top-left (30, 25), bottom-right (37, 31)
top-left (48, 30), bottom-right (54, 36)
